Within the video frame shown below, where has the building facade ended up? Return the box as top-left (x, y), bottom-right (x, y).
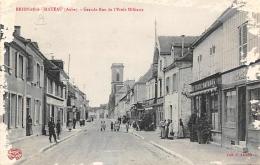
top-left (191, 5), bottom-right (260, 151)
top-left (2, 26), bottom-right (45, 139)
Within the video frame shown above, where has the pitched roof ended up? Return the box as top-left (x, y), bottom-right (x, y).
top-left (137, 66), bottom-right (153, 83)
top-left (158, 36), bottom-right (198, 55)
top-left (192, 7), bottom-right (237, 47)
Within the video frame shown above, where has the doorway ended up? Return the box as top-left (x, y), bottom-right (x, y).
top-left (238, 86), bottom-right (246, 143)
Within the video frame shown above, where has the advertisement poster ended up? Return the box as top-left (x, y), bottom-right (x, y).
top-left (0, 0), bottom-right (260, 164)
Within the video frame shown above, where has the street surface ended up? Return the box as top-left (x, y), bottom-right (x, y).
top-left (21, 120), bottom-right (184, 165)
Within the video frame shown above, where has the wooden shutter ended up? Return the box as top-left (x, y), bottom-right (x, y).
top-left (40, 65), bottom-right (44, 87)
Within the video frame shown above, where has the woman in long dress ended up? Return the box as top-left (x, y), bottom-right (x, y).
top-left (178, 118), bottom-right (185, 138)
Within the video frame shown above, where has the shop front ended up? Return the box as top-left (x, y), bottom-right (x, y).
top-left (221, 66), bottom-right (247, 150)
top-left (190, 73), bottom-right (222, 144)
top-left (245, 61), bottom-right (260, 153)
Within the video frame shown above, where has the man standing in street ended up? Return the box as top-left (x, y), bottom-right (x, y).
top-left (56, 119), bottom-right (61, 140)
top-left (73, 118), bottom-right (76, 129)
top-left (48, 117), bottom-right (57, 143)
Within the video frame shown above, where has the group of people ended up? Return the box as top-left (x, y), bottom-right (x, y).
top-left (160, 118), bottom-right (185, 140)
top-left (100, 121), bottom-right (106, 131)
top-left (67, 118), bottom-right (77, 131)
top-left (48, 117), bottom-right (61, 143)
top-left (110, 120), bottom-right (120, 131)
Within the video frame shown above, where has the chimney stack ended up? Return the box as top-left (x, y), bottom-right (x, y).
top-left (14, 26), bottom-right (21, 36)
top-left (51, 56), bottom-right (55, 60)
top-left (181, 35), bottom-right (185, 57)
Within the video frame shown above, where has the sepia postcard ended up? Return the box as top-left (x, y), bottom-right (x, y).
top-left (0, 0), bottom-right (260, 164)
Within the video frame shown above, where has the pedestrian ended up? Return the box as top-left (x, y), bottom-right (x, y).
top-left (48, 117), bottom-right (57, 143)
top-left (68, 119), bottom-right (73, 131)
top-left (165, 119), bottom-right (170, 139)
top-left (56, 119), bottom-right (61, 140)
top-left (103, 121), bottom-right (106, 131)
top-left (111, 121), bottom-right (114, 131)
top-left (168, 120), bottom-right (174, 140)
top-left (100, 121), bottom-right (103, 131)
top-left (73, 118), bottom-right (76, 129)
top-left (161, 120), bottom-right (166, 139)
top-left (26, 115), bottom-right (33, 136)
top-left (178, 118), bottom-right (185, 138)
top-left (126, 121), bottom-right (129, 133)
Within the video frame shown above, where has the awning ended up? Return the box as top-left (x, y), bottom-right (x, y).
top-left (190, 87), bottom-right (218, 96)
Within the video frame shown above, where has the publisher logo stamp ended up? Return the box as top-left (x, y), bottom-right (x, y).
top-left (8, 148), bottom-right (22, 160)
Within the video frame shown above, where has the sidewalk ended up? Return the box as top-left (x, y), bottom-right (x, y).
top-left (131, 130), bottom-right (260, 165)
top-left (10, 125), bottom-right (87, 164)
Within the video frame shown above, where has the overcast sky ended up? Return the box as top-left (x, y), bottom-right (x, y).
top-left (2, 0), bottom-right (233, 106)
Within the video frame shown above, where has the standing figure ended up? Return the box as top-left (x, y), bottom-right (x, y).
top-left (111, 121), bottom-right (114, 131)
top-left (73, 118), bottom-right (76, 129)
top-left (161, 120), bottom-right (166, 139)
top-left (56, 120), bottom-right (61, 140)
top-left (68, 119), bottom-right (73, 131)
top-left (168, 120), bottom-right (174, 140)
top-left (48, 117), bottom-right (57, 143)
top-left (126, 121), bottom-right (129, 132)
top-left (178, 118), bottom-right (185, 138)
top-left (165, 119), bottom-right (170, 139)
top-left (27, 115), bottom-right (33, 136)
top-left (100, 121), bottom-right (103, 131)
top-left (102, 121), bottom-right (106, 131)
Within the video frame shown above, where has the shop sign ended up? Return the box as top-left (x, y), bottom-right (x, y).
top-left (222, 67), bottom-right (247, 84)
top-left (193, 78), bottom-right (217, 92)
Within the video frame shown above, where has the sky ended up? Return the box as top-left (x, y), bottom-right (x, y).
top-left (1, 0), bottom-right (233, 106)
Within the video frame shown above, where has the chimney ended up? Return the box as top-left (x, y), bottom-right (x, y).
top-left (14, 26), bottom-right (21, 36)
top-left (51, 56), bottom-right (55, 60)
top-left (181, 35), bottom-right (185, 57)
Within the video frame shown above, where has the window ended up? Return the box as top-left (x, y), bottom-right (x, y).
top-left (210, 45), bottom-right (216, 55)
top-left (160, 60), bottom-right (162, 70)
top-left (172, 73), bottom-right (178, 92)
top-left (34, 100), bottom-right (40, 124)
top-left (197, 54), bottom-right (202, 62)
top-left (4, 46), bottom-right (11, 73)
top-left (19, 55), bottom-right (24, 79)
top-left (210, 93), bottom-right (219, 130)
top-left (166, 77), bottom-right (170, 95)
top-left (18, 96), bottom-right (23, 127)
top-left (249, 88), bottom-right (260, 124)
top-left (10, 94), bottom-right (17, 128)
top-left (55, 83), bottom-right (59, 96)
top-left (225, 90), bottom-right (236, 123)
top-left (159, 79), bottom-right (162, 97)
top-left (239, 23), bottom-right (247, 64)
top-left (15, 52), bottom-right (18, 77)
top-left (37, 63), bottom-right (40, 86)
top-left (116, 72), bottom-right (120, 81)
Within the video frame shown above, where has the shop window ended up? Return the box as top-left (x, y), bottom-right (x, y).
top-left (225, 90), bottom-right (236, 123)
top-left (210, 93), bottom-right (219, 130)
top-left (249, 88), bottom-right (260, 125)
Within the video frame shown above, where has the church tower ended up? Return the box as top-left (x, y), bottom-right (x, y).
top-left (111, 63), bottom-right (124, 94)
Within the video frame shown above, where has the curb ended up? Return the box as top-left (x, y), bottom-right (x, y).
top-left (149, 140), bottom-right (194, 165)
top-left (131, 131), bottom-right (145, 140)
top-left (39, 129), bottom-right (85, 153)
top-left (131, 131), bottom-right (194, 165)
top-left (15, 128), bottom-right (86, 165)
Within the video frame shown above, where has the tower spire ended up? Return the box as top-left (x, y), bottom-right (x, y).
top-left (154, 17), bottom-right (157, 44)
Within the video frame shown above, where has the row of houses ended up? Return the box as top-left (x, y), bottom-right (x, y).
top-left (108, 2), bottom-right (260, 152)
top-left (0, 25), bottom-right (89, 140)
